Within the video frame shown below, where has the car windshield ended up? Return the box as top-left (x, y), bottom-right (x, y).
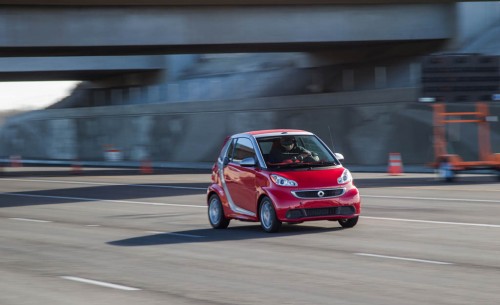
top-left (257, 135), bottom-right (340, 169)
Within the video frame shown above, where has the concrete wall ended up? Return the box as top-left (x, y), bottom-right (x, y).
top-left (1, 88), bottom-right (498, 168)
top-left (60, 55), bottom-right (425, 108)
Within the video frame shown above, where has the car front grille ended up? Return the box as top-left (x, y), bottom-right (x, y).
top-left (286, 206), bottom-right (355, 219)
top-left (292, 188), bottom-right (345, 199)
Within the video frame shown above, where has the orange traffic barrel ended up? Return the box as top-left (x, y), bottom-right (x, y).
top-left (140, 159), bottom-right (153, 174)
top-left (71, 160), bottom-right (83, 175)
top-left (388, 153), bottom-right (403, 175)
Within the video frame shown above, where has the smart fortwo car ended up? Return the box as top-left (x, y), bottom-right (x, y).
top-left (207, 129), bottom-right (361, 233)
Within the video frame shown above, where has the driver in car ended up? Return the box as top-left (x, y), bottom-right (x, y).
top-left (269, 136), bottom-right (319, 163)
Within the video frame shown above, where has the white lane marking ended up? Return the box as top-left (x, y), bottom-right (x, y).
top-left (397, 186), bottom-right (500, 192)
top-left (362, 216), bottom-right (500, 228)
top-left (85, 224), bottom-right (101, 227)
top-left (0, 192), bottom-right (206, 208)
top-left (137, 184), bottom-right (206, 190)
top-left (5, 191), bottom-right (498, 229)
top-left (0, 178), bottom-right (207, 190)
top-left (60, 276), bottom-right (141, 291)
top-left (146, 231), bottom-right (204, 238)
top-left (354, 253), bottom-right (452, 265)
top-left (9, 217), bottom-right (52, 223)
top-left (363, 194), bottom-right (500, 204)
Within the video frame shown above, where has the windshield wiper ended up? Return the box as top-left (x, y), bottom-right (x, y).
top-left (306, 161), bottom-right (338, 167)
top-left (267, 162), bottom-right (308, 169)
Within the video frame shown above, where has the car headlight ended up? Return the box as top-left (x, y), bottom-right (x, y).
top-left (337, 169), bottom-right (352, 184)
top-left (271, 174), bottom-right (298, 187)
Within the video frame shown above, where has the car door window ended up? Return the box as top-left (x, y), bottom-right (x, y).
top-left (220, 139), bottom-right (236, 161)
top-left (232, 138), bottom-right (256, 163)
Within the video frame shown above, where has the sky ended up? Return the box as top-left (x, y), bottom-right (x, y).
top-left (0, 81), bottom-right (80, 111)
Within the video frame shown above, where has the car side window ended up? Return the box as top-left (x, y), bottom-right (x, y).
top-left (257, 139), bottom-right (276, 163)
top-left (232, 138), bottom-right (256, 163)
top-left (225, 139), bottom-right (235, 161)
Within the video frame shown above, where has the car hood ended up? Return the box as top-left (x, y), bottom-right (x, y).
top-left (270, 166), bottom-right (348, 189)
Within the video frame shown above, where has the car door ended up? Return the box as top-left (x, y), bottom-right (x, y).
top-left (223, 137), bottom-right (258, 217)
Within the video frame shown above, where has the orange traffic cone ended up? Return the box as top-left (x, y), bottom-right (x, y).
top-left (140, 159), bottom-right (153, 174)
top-left (71, 160), bottom-right (83, 175)
top-left (388, 153), bottom-right (403, 175)
top-left (10, 155), bottom-right (22, 167)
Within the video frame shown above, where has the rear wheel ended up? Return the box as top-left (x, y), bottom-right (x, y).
top-left (208, 194), bottom-right (230, 229)
top-left (338, 216), bottom-right (359, 228)
top-left (259, 197), bottom-right (281, 233)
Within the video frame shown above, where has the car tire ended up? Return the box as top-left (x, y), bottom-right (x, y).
top-left (208, 194), bottom-right (230, 229)
top-left (259, 197), bottom-right (281, 233)
top-left (338, 216), bottom-right (358, 228)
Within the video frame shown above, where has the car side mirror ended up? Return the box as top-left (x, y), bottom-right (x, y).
top-left (240, 157), bottom-right (256, 167)
top-left (223, 156), bottom-right (230, 166)
top-left (334, 153), bottom-right (344, 162)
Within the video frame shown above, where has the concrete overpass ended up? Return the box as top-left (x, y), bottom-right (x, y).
top-left (0, 1), bottom-right (496, 82)
top-left (0, 56), bottom-right (164, 81)
top-left (0, 3), bottom-right (452, 57)
top-left (0, 0), bottom-right (468, 5)
top-left (0, 0), bottom-right (466, 91)
top-left (0, 0), bottom-right (496, 83)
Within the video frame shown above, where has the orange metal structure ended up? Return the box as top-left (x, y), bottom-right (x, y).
top-left (431, 102), bottom-right (500, 178)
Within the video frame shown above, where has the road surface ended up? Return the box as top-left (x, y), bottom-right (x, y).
top-left (1, 167), bottom-right (499, 305)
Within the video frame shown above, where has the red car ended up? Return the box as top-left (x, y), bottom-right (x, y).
top-left (207, 129), bottom-right (361, 232)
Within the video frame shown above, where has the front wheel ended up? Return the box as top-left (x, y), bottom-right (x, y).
top-left (208, 194), bottom-right (230, 229)
top-left (338, 216), bottom-right (358, 228)
top-left (259, 197), bottom-right (281, 233)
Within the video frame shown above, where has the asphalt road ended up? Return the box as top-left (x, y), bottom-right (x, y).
top-left (1, 167), bottom-right (499, 305)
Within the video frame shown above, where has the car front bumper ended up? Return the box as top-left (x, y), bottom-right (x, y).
top-left (264, 184), bottom-right (361, 222)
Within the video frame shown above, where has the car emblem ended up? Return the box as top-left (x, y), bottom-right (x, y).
top-left (317, 191), bottom-right (325, 197)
